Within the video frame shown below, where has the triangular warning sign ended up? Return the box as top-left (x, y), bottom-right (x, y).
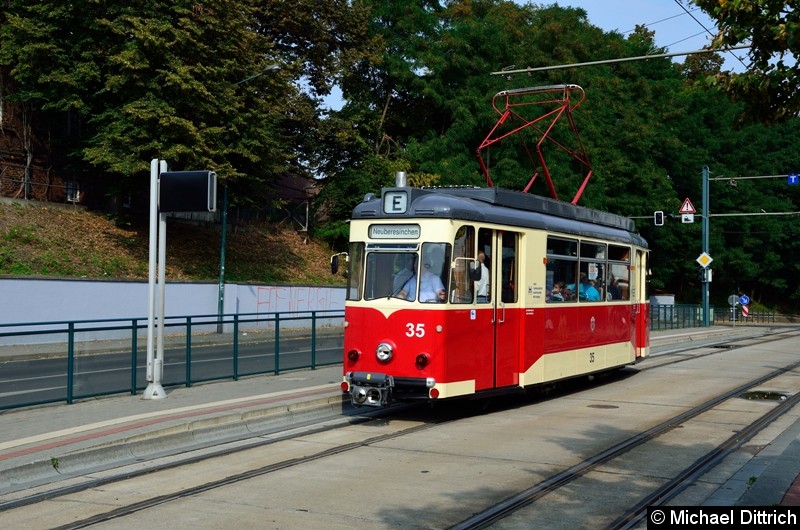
top-left (680, 198), bottom-right (696, 214)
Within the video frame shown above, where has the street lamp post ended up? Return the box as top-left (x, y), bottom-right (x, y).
top-left (217, 184), bottom-right (228, 333)
top-left (217, 64), bottom-right (280, 333)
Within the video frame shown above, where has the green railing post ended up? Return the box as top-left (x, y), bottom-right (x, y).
top-left (274, 313), bottom-right (280, 375)
top-left (311, 312), bottom-right (317, 369)
top-left (67, 322), bottom-right (75, 404)
top-left (131, 319), bottom-right (138, 395)
top-left (186, 316), bottom-right (193, 387)
top-left (233, 314), bottom-right (239, 381)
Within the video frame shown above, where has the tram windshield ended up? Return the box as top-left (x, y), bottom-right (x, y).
top-left (357, 243), bottom-right (451, 302)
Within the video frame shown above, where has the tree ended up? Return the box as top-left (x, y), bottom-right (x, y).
top-left (690, 0), bottom-right (800, 121)
top-left (0, 0), bottom-right (370, 207)
top-left (0, 1), bottom-right (285, 200)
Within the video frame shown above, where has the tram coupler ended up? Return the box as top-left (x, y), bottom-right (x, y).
top-left (346, 372), bottom-right (394, 407)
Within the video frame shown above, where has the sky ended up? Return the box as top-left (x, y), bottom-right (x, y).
top-left (549, 0), bottom-right (748, 72)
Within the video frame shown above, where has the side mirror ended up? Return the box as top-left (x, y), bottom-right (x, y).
top-left (330, 252), bottom-right (349, 275)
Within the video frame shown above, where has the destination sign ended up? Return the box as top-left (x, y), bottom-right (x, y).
top-left (369, 224), bottom-right (421, 239)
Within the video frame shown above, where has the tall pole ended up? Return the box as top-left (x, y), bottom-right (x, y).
top-left (144, 159), bottom-right (167, 399)
top-left (216, 63), bottom-right (280, 333)
top-left (702, 166), bottom-right (710, 327)
top-left (146, 159), bottom-right (158, 383)
top-left (217, 184), bottom-right (227, 333)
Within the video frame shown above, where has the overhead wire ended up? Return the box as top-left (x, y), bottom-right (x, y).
top-left (672, 0), bottom-right (750, 69)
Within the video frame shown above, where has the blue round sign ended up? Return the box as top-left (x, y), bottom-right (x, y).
top-left (739, 294), bottom-right (750, 306)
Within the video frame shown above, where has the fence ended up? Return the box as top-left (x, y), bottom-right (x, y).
top-left (650, 303), bottom-right (784, 329)
top-left (649, 304), bottom-right (714, 330)
top-left (714, 306), bottom-right (780, 325)
top-left (0, 309), bottom-right (344, 411)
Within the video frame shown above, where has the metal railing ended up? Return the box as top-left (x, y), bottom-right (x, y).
top-left (650, 303), bottom-right (785, 329)
top-left (650, 304), bottom-right (715, 330)
top-left (0, 310), bottom-right (344, 410)
top-left (714, 307), bottom-right (780, 325)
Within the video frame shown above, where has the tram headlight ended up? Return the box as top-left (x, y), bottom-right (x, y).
top-left (376, 342), bottom-right (393, 362)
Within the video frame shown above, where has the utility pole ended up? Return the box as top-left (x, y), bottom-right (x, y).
top-left (701, 166), bottom-right (710, 326)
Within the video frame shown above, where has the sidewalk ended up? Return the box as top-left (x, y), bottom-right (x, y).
top-left (0, 325), bottom-right (796, 507)
top-left (0, 364), bottom-right (346, 492)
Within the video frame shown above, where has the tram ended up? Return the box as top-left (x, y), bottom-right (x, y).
top-left (335, 172), bottom-right (649, 407)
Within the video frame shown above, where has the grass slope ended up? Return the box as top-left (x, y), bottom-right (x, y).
top-left (0, 200), bottom-right (346, 286)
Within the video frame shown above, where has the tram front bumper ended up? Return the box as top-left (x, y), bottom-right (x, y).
top-left (344, 372), bottom-right (437, 407)
top-left (345, 372), bottom-right (394, 407)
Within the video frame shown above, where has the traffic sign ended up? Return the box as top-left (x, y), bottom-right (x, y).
top-left (789, 174), bottom-right (798, 185)
top-left (742, 305), bottom-right (749, 317)
top-left (696, 252), bottom-right (713, 268)
top-left (739, 294), bottom-right (750, 306)
top-left (727, 294), bottom-right (738, 307)
top-left (680, 198), bottom-right (696, 214)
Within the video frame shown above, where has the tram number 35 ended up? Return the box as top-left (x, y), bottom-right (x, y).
top-left (405, 323), bottom-right (425, 337)
top-left (589, 352), bottom-right (595, 363)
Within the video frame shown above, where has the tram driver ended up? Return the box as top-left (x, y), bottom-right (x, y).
top-left (398, 259), bottom-right (446, 302)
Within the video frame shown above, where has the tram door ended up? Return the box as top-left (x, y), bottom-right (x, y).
top-left (480, 229), bottom-right (521, 389)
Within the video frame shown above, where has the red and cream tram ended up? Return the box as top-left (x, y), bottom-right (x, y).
top-left (337, 172), bottom-right (649, 407)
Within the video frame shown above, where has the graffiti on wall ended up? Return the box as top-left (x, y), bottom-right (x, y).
top-left (256, 286), bottom-right (342, 314)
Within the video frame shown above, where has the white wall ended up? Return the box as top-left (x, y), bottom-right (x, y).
top-left (0, 278), bottom-right (345, 343)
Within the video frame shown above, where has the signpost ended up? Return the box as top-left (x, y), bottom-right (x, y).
top-left (728, 294), bottom-right (738, 327)
top-left (144, 159), bottom-right (217, 401)
top-left (739, 294), bottom-right (750, 306)
top-left (739, 295), bottom-right (750, 319)
top-left (680, 198), bottom-right (696, 224)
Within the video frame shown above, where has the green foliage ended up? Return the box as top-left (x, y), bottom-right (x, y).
top-left (0, 0), bottom-right (367, 201)
top-left (2, 1), bottom-right (800, 312)
top-left (691, 0), bottom-right (800, 122)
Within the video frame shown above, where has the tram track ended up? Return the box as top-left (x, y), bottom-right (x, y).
top-left (44, 419), bottom-right (446, 530)
top-left (449, 338), bottom-right (800, 529)
top-left (0, 400), bottom-right (431, 513)
top-left (609, 388), bottom-right (800, 530)
top-left (642, 326), bottom-right (800, 370)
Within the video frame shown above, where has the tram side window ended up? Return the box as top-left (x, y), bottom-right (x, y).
top-left (501, 232), bottom-right (518, 303)
top-left (607, 245), bottom-right (631, 301)
top-left (578, 241), bottom-right (605, 302)
top-left (450, 226), bottom-right (475, 304)
top-left (546, 237), bottom-right (578, 303)
top-left (346, 242), bottom-right (365, 301)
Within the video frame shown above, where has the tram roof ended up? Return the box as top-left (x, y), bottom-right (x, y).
top-left (352, 186), bottom-right (648, 248)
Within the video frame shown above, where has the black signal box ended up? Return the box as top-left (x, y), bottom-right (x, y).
top-left (159, 171), bottom-right (217, 213)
